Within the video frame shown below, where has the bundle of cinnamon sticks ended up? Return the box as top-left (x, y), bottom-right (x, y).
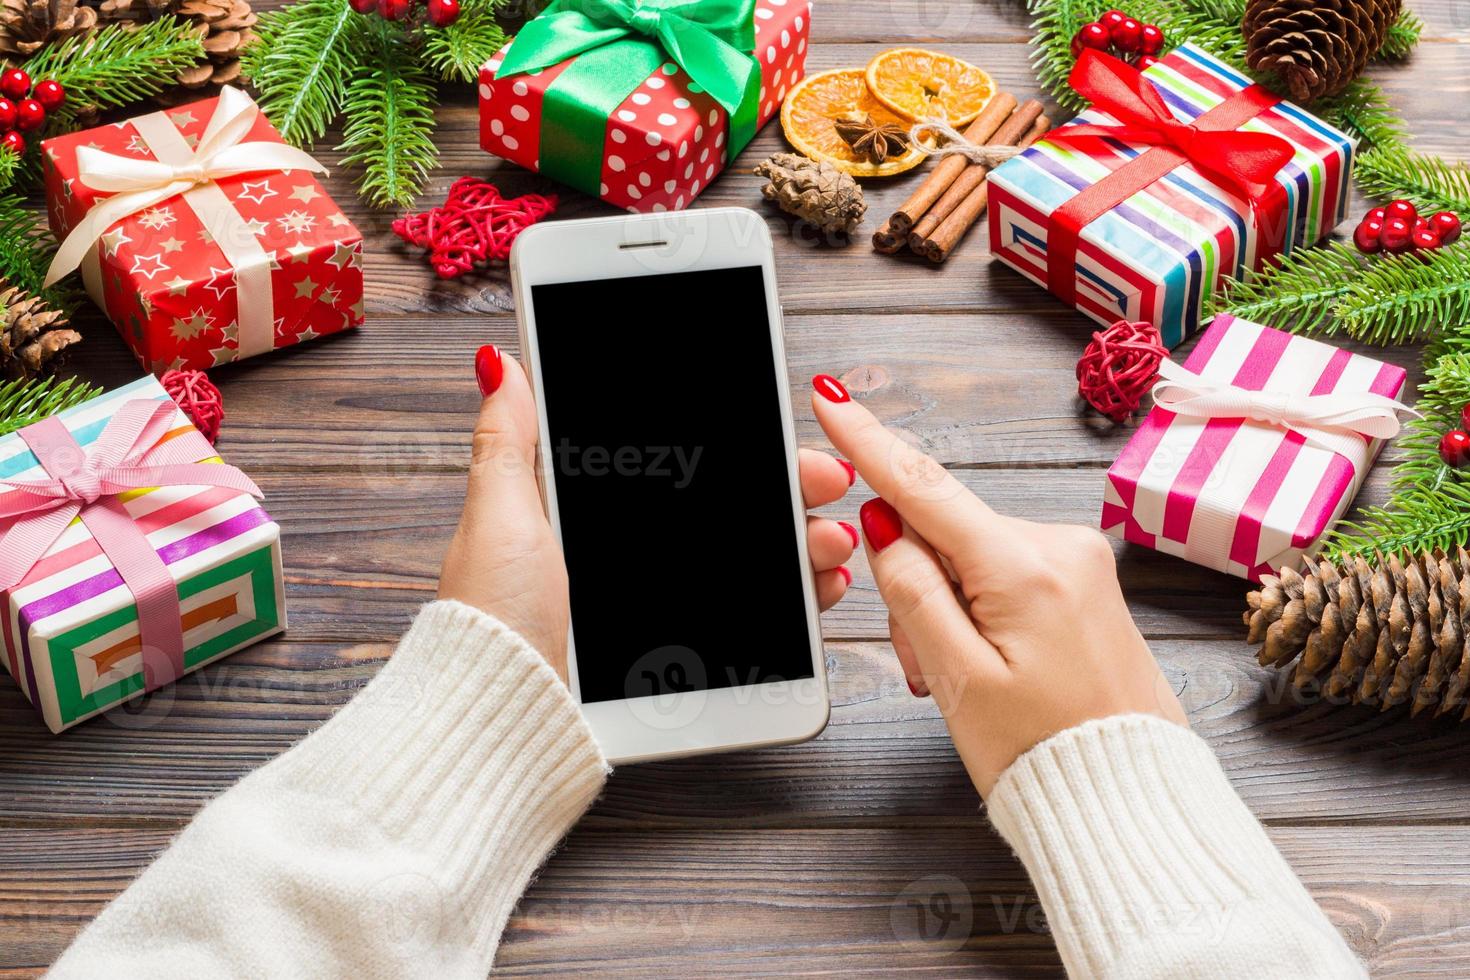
top-left (873, 94), bottom-right (1049, 263)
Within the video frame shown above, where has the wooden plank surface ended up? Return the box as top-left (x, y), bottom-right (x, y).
top-left (4, 0), bottom-right (1470, 974)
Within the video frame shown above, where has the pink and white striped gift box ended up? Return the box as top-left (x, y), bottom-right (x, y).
top-left (1101, 314), bottom-right (1408, 581)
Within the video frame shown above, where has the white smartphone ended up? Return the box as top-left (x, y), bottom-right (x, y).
top-left (509, 207), bottom-right (830, 764)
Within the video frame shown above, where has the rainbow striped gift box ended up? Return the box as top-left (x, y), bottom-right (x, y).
top-left (0, 377), bottom-right (285, 733)
top-left (1101, 315), bottom-right (1406, 582)
top-left (987, 44), bottom-right (1355, 348)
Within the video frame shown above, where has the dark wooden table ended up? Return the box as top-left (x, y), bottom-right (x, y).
top-left (4, 2), bottom-right (1470, 975)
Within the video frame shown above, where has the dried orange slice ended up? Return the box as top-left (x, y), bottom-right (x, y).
top-left (864, 48), bottom-right (996, 126)
top-left (780, 68), bottom-right (927, 178)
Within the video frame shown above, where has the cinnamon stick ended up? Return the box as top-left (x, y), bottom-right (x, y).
top-left (905, 100), bottom-right (1045, 252)
top-left (887, 92), bottom-right (1018, 236)
top-left (920, 114), bottom-right (1050, 264)
top-left (872, 218), bottom-right (905, 254)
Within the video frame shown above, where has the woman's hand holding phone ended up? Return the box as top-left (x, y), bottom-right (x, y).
top-left (811, 375), bottom-right (1189, 798)
top-left (436, 346), bottom-right (859, 683)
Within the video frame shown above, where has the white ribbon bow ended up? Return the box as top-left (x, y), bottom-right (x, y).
top-left (45, 85), bottom-right (327, 287)
top-left (1151, 358), bottom-right (1417, 455)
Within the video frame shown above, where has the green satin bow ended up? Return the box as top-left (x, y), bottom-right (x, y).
top-left (495, 0), bottom-right (761, 195)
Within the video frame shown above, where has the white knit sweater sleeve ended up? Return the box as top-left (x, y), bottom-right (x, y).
top-left (48, 600), bottom-right (610, 980)
top-left (985, 713), bottom-right (1366, 980)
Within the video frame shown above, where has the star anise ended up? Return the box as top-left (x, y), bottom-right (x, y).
top-left (832, 110), bottom-right (912, 164)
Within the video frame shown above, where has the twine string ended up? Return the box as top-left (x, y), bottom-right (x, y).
top-left (907, 118), bottom-right (1025, 167)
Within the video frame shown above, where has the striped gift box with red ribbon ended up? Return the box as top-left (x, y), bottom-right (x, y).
top-left (0, 376), bottom-right (285, 733)
top-left (1101, 315), bottom-right (1407, 582)
top-left (988, 44), bottom-right (1355, 349)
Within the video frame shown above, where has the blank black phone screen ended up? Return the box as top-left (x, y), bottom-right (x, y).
top-left (531, 266), bottom-right (815, 704)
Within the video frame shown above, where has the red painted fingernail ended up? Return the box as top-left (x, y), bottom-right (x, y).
top-left (837, 565), bottom-right (852, 586)
top-left (859, 497), bottom-right (903, 552)
top-left (837, 458), bottom-right (856, 486)
top-left (476, 344), bottom-right (503, 397)
top-left (907, 678), bottom-right (929, 698)
top-left (838, 521), bottom-right (859, 548)
top-left (813, 374), bottom-right (850, 403)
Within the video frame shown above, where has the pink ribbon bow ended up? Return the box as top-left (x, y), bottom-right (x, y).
top-left (0, 399), bottom-right (263, 691)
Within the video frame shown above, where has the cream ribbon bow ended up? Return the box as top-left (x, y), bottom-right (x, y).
top-left (1151, 358), bottom-right (1417, 459)
top-left (45, 85), bottom-right (327, 287)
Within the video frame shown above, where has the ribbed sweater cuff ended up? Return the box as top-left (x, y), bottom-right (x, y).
top-left (985, 714), bottom-right (1363, 979)
top-left (260, 600), bottom-right (609, 956)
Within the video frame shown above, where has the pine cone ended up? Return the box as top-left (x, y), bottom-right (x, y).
top-left (1244, 550), bottom-right (1470, 719)
top-left (0, 285), bottom-right (80, 379)
top-left (1243, 0), bottom-right (1402, 103)
top-left (0, 0), bottom-right (97, 58)
top-left (753, 152), bottom-right (866, 236)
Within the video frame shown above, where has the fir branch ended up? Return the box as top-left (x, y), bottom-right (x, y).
top-left (0, 375), bottom-right (99, 437)
top-left (1336, 244), bottom-right (1470, 346)
top-left (0, 150), bottom-right (20, 193)
top-left (242, 0), bottom-right (371, 146)
top-left (1210, 240), bottom-right (1365, 334)
top-left (1327, 483), bottom-right (1470, 560)
top-left (0, 193), bottom-right (79, 311)
top-left (1379, 9), bottom-right (1424, 60)
top-left (1313, 78), bottom-right (1407, 153)
top-left (336, 19), bottom-right (438, 208)
top-left (420, 0), bottom-right (507, 83)
top-left (25, 19), bottom-right (205, 122)
top-left (1356, 144), bottom-right (1470, 215)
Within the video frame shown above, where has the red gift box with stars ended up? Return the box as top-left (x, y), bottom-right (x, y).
top-left (478, 0), bottom-right (809, 212)
top-left (41, 91), bottom-right (364, 374)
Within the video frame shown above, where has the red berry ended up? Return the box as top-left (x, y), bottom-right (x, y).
top-left (1412, 225), bottom-right (1442, 252)
top-left (0, 130), bottom-right (22, 156)
top-left (1460, 402), bottom-right (1470, 434)
top-left (1441, 430), bottom-right (1470, 468)
top-left (1429, 211), bottom-right (1462, 245)
top-left (14, 98), bottom-right (43, 132)
top-left (1112, 17), bottom-right (1144, 53)
top-left (349, 0), bottom-right (376, 11)
top-left (1364, 206), bottom-right (1386, 223)
top-left (31, 79), bottom-right (63, 111)
top-left (1139, 23), bottom-right (1165, 55)
top-left (1073, 22), bottom-right (1112, 54)
top-left (1100, 8), bottom-right (1127, 29)
top-left (0, 68), bottom-right (28, 100)
top-left (1384, 199), bottom-right (1418, 223)
top-left (1353, 218), bottom-right (1384, 253)
top-left (378, 0), bottom-right (411, 17)
top-left (1134, 53), bottom-right (1160, 70)
top-left (0, 100), bottom-right (16, 130)
top-left (1380, 215), bottom-right (1415, 253)
top-left (426, 0), bottom-right (458, 25)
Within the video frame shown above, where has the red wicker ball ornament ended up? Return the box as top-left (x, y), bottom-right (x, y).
top-left (1077, 319), bottom-right (1168, 423)
top-left (161, 369), bottom-right (225, 444)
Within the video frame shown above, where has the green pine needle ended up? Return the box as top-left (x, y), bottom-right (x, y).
top-left (1335, 244), bottom-right (1470, 346)
top-left (1379, 9), bottom-right (1424, 60)
top-left (25, 19), bottom-right (206, 123)
top-left (242, 0), bottom-right (371, 146)
top-left (0, 376), bottom-right (100, 438)
top-left (1313, 78), bottom-right (1407, 153)
top-left (1356, 144), bottom-right (1470, 215)
top-left (1210, 240), bottom-right (1366, 335)
top-left (0, 193), bottom-right (79, 311)
top-left (336, 19), bottom-right (438, 208)
top-left (420, 0), bottom-right (507, 83)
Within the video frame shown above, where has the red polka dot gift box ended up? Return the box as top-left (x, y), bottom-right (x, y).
top-left (480, 0), bottom-right (810, 212)
top-left (40, 86), bottom-right (365, 375)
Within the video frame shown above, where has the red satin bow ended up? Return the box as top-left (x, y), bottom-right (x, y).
top-left (1047, 49), bottom-right (1295, 199)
